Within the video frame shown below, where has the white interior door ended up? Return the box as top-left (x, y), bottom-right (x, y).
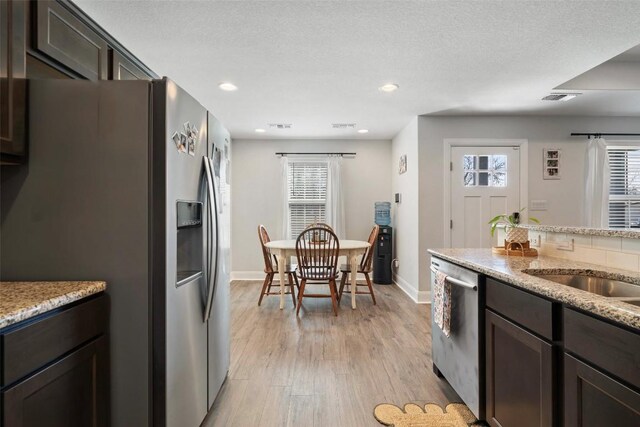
top-left (450, 146), bottom-right (520, 248)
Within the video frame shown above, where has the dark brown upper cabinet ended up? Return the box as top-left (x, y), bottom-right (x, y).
top-left (110, 50), bottom-right (152, 81)
top-left (1, 0), bottom-right (27, 164)
top-left (35, 1), bottom-right (108, 81)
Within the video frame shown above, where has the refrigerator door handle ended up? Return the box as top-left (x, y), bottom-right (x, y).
top-left (203, 156), bottom-right (218, 322)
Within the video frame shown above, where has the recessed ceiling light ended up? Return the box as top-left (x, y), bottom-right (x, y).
top-left (378, 83), bottom-right (399, 92)
top-left (255, 128), bottom-right (266, 133)
top-left (358, 129), bottom-right (369, 134)
top-left (218, 82), bottom-right (238, 91)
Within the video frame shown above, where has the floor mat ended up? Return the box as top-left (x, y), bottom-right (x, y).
top-left (374, 402), bottom-right (479, 427)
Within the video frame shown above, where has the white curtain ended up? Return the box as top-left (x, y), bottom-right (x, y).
top-left (584, 137), bottom-right (610, 228)
top-left (280, 156), bottom-right (291, 239)
top-left (326, 156), bottom-right (346, 238)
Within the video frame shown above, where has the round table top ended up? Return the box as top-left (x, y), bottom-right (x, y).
top-left (265, 239), bottom-right (370, 250)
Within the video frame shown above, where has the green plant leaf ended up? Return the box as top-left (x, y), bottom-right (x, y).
top-left (487, 214), bottom-right (504, 225)
top-left (488, 207), bottom-right (541, 235)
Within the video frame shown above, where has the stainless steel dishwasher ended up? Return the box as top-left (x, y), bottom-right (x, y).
top-left (430, 257), bottom-right (483, 419)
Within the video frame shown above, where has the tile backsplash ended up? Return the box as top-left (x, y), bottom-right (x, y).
top-left (496, 228), bottom-right (640, 272)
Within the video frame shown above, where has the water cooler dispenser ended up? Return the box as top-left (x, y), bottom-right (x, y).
top-left (373, 226), bottom-right (393, 284)
top-left (373, 202), bottom-right (393, 284)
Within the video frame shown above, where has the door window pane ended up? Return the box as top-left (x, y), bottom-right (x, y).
top-left (492, 172), bottom-right (506, 187)
top-left (478, 156), bottom-right (489, 170)
top-left (478, 172), bottom-right (489, 186)
top-left (463, 154), bottom-right (508, 187)
top-left (464, 172), bottom-right (476, 186)
top-left (463, 155), bottom-right (476, 170)
top-left (491, 155), bottom-right (507, 171)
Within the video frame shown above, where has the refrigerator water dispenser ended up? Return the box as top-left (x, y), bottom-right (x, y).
top-left (176, 201), bottom-right (204, 287)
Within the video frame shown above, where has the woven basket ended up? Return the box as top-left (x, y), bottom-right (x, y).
top-left (506, 227), bottom-right (528, 243)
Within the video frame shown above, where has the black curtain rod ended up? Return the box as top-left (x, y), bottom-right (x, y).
top-left (571, 133), bottom-right (640, 137)
top-left (275, 152), bottom-right (356, 156)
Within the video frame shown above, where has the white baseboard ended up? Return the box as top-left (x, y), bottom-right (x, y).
top-left (393, 273), bottom-right (430, 304)
top-left (230, 271), bottom-right (265, 281)
top-left (232, 271), bottom-right (430, 303)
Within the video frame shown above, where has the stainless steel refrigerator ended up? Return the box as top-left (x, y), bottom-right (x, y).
top-left (0, 78), bottom-right (230, 427)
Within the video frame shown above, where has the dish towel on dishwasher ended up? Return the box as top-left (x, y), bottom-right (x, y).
top-left (433, 270), bottom-right (452, 337)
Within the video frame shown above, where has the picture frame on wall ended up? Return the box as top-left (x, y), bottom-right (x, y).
top-left (399, 154), bottom-right (407, 174)
top-left (543, 148), bottom-right (561, 180)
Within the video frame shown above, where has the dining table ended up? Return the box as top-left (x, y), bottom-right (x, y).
top-left (264, 239), bottom-right (371, 310)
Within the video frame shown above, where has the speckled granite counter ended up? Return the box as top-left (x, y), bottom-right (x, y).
top-left (428, 249), bottom-right (640, 331)
top-left (0, 281), bottom-right (106, 329)
top-left (520, 224), bottom-right (640, 239)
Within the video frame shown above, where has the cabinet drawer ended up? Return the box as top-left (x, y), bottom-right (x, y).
top-left (1, 294), bottom-right (107, 386)
top-left (486, 278), bottom-right (553, 340)
top-left (35, 1), bottom-right (108, 80)
top-left (564, 308), bottom-right (640, 390)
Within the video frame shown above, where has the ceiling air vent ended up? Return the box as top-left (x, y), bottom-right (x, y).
top-left (542, 93), bottom-right (581, 101)
top-left (331, 123), bottom-right (357, 129)
top-left (268, 123), bottom-right (292, 129)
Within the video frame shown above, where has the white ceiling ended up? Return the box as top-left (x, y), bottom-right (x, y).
top-left (75, 0), bottom-right (640, 140)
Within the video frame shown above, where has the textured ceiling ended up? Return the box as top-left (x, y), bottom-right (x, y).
top-left (74, 0), bottom-right (640, 139)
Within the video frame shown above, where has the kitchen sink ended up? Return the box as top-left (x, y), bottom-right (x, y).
top-left (525, 272), bottom-right (640, 298)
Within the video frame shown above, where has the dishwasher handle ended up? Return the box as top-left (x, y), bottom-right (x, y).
top-left (430, 265), bottom-right (478, 291)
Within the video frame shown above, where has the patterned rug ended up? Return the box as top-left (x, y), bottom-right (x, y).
top-left (374, 402), bottom-right (479, 427)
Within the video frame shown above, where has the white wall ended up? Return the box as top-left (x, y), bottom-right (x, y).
top-left (419, 115), bottom-right (640, 291)
top-left (231, 138), bottom-right (392, 276)
top-left (390, 118), bottom-right (426, 302)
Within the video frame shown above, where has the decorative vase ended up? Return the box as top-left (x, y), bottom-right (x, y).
top-left (506, 227), bottom-right (528, 243)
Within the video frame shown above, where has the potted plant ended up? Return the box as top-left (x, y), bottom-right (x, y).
top-left (489, 208), bottom-right (540, 244)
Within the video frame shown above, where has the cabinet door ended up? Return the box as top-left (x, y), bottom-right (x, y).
top-left (0, 0), bottom-right (27, 163)
top-left (35, 1), bottom-right (108, 80)
top-left (486, 310), bottom-right (554, 427)
top-left (564, 353), bottom-right (640, 427)
top-left (110, 50), bottom-right (152, 80)
top-left (2, 336), bottom-right (109, 427)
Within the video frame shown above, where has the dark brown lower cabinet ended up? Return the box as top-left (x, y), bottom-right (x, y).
top-left (485, 309), bottom-right (553, 427)
top-left (1, 335), bottom-right (108, 427)
top-left (564, 353), bottom-right (640, 427)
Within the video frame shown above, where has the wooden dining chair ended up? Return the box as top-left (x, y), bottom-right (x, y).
top-left (304, 222), bottom-right (334, 232)
top-left (338, 225), bottom-right (379, 305)
top-left (257, 225), bottom-right (299, 307)
top-left (295, 226), bottom-right (340, 316)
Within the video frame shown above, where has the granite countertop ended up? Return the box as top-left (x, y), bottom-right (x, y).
top-left (428, 248), bottom-right (640, 331)
top-left (0, 281), bottom-right (106, 329)
top-left (519, 224), bottom-right (640, 239)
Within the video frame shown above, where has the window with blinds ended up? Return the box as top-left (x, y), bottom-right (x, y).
top-left (288, 161), bottom-right (328, 237)
top-left (608, 147), bottom-right (640, 228)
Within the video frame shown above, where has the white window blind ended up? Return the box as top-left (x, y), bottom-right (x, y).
top-left (608, 146), bottom-right (640, 228)
top-left (288, 161), bottom-right (328, 237)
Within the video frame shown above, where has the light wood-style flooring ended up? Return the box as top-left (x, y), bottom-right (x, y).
top-left (202, 280), bottom-right (459, 427)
